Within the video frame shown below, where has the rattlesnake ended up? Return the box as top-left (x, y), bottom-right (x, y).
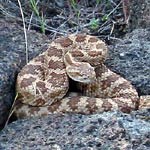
top-left (14, 34), bottom-right (148, 119)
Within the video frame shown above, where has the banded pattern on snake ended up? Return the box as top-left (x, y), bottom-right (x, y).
top-left (14, 34), bottom-right (140, 118)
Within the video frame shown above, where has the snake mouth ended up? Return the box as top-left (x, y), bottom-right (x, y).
top-left (70, 76), bottom-right (96, 84)
top-left (80, 78), bottom-right (97, 84)
top-left (67, 70), bottom-right (96, 83)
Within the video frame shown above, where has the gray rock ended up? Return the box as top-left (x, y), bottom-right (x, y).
top-left (0, 110), bottom-right (149, 150)
top-left (106, 28), bottom-right (150, 95)
top-left (130, 0), bottom-right (150, 29)
top-left (0, 19), bottom-right (49, 129)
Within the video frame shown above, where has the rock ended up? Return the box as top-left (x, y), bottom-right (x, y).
top-left (106, 28), bottom-right (150, 95)
top-left (130, 0), bottom-right (150, 29)
top-left (0, 110), bottom-right (149, 149)
top-left (0, 19), bottom-right (49, 129)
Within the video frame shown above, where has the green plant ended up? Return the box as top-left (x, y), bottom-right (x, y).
top-left (30, 0), bottom-right (46, 33)
top-left (96, 0), bottom-right (102, 5)
top-left (102, 15), bottom-right (109, 21)
top-left (40, 12), bottom-right (46, 33)
top-left (89, 18), bottom-right (99, 30)
top-left (30, 0), bottom-right (39, 16)
top-left (70, 0), bottom-right (81, 22)
top-left (70, 0), bottom-right (78, 10)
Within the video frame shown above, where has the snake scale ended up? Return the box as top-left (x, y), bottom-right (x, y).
top-left (14, 34), bottom-right (145, 119)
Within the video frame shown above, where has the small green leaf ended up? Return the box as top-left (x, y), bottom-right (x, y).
top-left (90, 18), bottom-right (99, 29)
top-left (102, 15), bottom-right (109, 21)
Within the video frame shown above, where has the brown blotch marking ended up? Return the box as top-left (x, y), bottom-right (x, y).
top-left (50, 90), bottom-right (63, 99)
top-left (114, 89), bottom-right (138, 100)
top-left (102, 100), bottom-right (112, 111)
top-left (19, 65), bottom-right (44, 76)
top-left (20, 77), bottom-right (36, 88)
top-left (48, 72), bottom-right (67, 87)
top-left (48, 100), bottom-right (62, 112)
top-left (88, 37), bottom-right (98, 43)
top-left (87, 84), bottom-right (99, 96)
top-left (33, 98), bottom-right (46, 106)
top-left (86, 98), bottom-right (98, 113)
top-left (14, 99), bottom-right (24, 109)
top-left (95, 64), bottom-right (108, 77)
top-left (113, 98), bottom-right (133, 113)
top-left (111, 81), bottom-right (133, 97)
top-left (67, 97), bottom-right (81, 111)
top-left (55, 37), bottom-right (73, 47)
top-left (75, 34), bottom-right (86, 42)
top-left (47, 47), bottom-right (63, 58)
top-left (88, 51), bottom-right (102, 57)
top-left (100, 74), bottom-right (120, 91)
top-left (17, 92), bottom-right (32, 102)
top-left (36, 81), bottom-right (48, 94)
top-left (48, 59), bottom-right (65, 70)
top-left (113, 98), bottom-right (127, 107)
top-left (71, 50), bottom-right (84, 57)
top-left (34, 55), bottom-right (45, 63)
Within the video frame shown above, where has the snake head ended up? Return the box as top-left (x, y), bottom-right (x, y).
top-left (66, 63), bottom-right (96, 83)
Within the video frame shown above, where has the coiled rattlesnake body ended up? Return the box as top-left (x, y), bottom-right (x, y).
top-left (15, 34), bottom-right (140, 118)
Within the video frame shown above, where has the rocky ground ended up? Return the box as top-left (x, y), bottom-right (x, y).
top-left (105, 28), bottom-right (150, 95)
top-left (0, 110), bottom-right (150, 150)
top-left (0, 0), bottom-right (150, 149)
top-left (0, 19), bottom-right (50, 129)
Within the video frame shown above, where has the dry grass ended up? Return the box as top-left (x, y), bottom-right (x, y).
top-left (17, 0), bottom-right (28, 63)
top-left (0, 0), bottom-right (128, 39)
